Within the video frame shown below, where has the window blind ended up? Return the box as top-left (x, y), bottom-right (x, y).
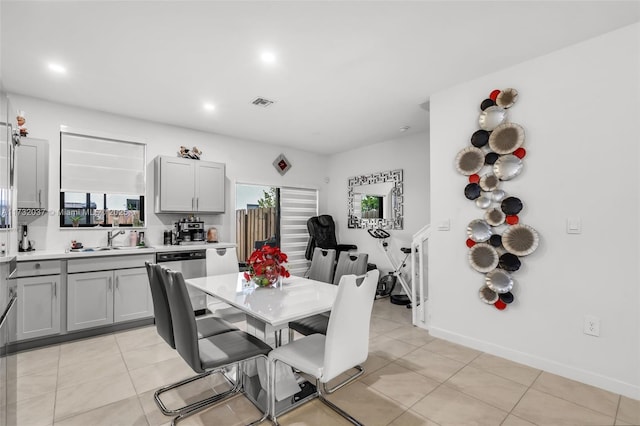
top-left (60, 132), bottom-right (146, 195)
top-left (279, 186), bottom-right (317, 277)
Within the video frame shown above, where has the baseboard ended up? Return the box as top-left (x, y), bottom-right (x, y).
top-left (9, 318), bottom-right (154, 354)
top-left (428, 325), bottom-right (640, 400)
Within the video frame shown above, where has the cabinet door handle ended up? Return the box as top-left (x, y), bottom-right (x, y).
top-left (116, 276), bottom-right (119, 290)
top-left (196, 197), bottom-right (199, 210)
top-left (53, 282), bottom-right (57, 297)
top-left (108, 277), bottom-right (112, 291)
top-left (38, 190), bottom-right (42, 207)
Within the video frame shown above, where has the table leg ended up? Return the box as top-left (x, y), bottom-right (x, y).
top-left (246, 316), bottom-right (286, 347)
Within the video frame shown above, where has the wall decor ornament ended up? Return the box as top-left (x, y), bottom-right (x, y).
top-left (456, 88), bottom-right (540, 311)
top-left (273, 153), bottom-right (292, 175)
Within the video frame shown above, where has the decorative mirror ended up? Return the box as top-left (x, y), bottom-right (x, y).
top-left (347, 169), bottom-right (403, 229)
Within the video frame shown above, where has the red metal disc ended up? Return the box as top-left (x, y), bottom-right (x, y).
top-left (489, 90), bottom-right (500, 101)
top-left (513, 147), bottom-right (527, 159)
top-left (466, 238), bottom-right (476, 248)
top-left (506, 215), bottom-right (519, 225)
top-left (469, 174), bottom-right (480, 184)
top-left (494, 299), bottom-right (507, 310)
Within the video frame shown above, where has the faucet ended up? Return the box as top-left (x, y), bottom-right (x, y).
top-left (107, 230), bottom-right (126, 247)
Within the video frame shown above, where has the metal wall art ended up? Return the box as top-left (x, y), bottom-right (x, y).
top-left (455, 88), bottom-right (539, 311)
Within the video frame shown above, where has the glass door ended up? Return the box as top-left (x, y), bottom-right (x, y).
top-left (235, 184), bottom-right (317, 276)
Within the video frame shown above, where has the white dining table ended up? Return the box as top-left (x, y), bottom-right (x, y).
top-left (185, 272), bottom-right (338, 345)
top-left (186, 272), bottom-right (338, 413)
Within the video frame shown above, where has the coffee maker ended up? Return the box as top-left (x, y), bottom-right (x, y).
top-left (18, 224), bottom-right (32, 252)
top-left (173, 219), bottom-right (205, 244)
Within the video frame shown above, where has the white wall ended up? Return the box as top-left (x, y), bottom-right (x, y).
top-left (325, 131), bottom-right (430, 272)
top-left (9, 94), bottom-right (330, 250)
top-left (429, 23), bottom-right (639, 398)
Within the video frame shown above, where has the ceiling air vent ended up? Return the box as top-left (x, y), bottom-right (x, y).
top-left (251, 97), bottom-right (275, 107)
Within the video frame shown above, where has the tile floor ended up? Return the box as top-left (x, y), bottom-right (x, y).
top-left (11, 300), bottom-right (640, 426)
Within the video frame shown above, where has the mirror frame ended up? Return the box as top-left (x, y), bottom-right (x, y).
top-left (347, 169), bottom-right (403, 230)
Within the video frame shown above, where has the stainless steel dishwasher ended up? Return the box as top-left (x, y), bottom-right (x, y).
top-left (156, 250), bottom-right (207, 315)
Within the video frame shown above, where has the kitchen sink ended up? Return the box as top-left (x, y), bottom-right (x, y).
top-left (110, 246), bottom-right (153, 250)
top-left (70, 246), bottom-right (153, 252)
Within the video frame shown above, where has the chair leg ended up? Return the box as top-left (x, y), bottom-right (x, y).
top-left (269, 357), bottom-right (278, 425)
top-left (171, 356), bottom-right (270, 426)
top-left (154, 369), bottom-right (238, 415)
top-left (322, 365), bottom-right (365, 394)
top-left (317, 379), bottom-right (363, 426)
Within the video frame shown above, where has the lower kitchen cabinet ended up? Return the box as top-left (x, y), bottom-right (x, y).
top-left (16, 275), bottom-right (61, 341)
top-left (67, 267), bottom-right (152, 332)
top-left (67, 271), bottom-right (113, 331)
top-left (113, 268), bottom-right (153, 323)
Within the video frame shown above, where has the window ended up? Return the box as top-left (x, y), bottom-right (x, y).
top-left (59, 129), bottom-right (146, 227)
top-left (278, 186), bottom-right (318, 276)
top-left (235, 184), bottom-right (317, 276)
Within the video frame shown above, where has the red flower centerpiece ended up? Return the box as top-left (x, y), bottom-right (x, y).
top-left (244, 245), bottom-right (290, 287)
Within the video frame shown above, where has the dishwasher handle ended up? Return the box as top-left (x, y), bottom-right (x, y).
top-left (156, 251), bottom-right (206, 262)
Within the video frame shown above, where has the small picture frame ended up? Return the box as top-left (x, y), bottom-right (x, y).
top-left (273, 154), bottom-right (292, 175)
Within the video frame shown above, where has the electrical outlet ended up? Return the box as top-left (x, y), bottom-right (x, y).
top-left (584, 315), bottom-right (600, 337)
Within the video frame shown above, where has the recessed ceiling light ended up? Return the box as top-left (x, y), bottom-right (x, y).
top-left (203, 103), bottom-right (215, 112)
top-left (400, 126), bottom-right (410, 132)
top-left (48, 63), bottom-right (67, 74)
top-left (260, 51), bottom-right (276, 64)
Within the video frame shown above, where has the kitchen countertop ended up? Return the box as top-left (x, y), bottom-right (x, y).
top-left (16, 242), bottom-right (236, 262)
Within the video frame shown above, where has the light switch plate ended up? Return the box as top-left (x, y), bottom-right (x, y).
top-left (437, 219), bottom-right (450, 231)
top-left (567, 217), bottom-right (581, 234)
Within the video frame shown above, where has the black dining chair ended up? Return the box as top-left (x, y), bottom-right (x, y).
top-left (304, 215), bottom-right (357, 261)
top-left (145, 262), bottom-right (241, 416)
top-left (162, 267), bottom-right (273, 425)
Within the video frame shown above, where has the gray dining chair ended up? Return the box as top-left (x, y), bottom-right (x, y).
top-left (306, 248), bottom-right (336, 283)
top-left (145, 262), bottom-right (241, 416)
top-left (268, 270), bottom-right (380, 425)
top-left (162, 267), bottom-right (272, 425)
top-left (288, 251), bottom-right (368, 338)
top-left (332, 251), bottom-right (369, 285)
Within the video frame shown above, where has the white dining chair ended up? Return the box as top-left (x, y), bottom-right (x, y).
top-left (206, 247), bottom-right (240, 275)
top-left (205, 247), bottom-right (246, 323)
top-left (268, 270), bottom-right (380, 425)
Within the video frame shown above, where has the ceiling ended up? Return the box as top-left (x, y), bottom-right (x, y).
top-left (1, 1), bottom-right (638, 155)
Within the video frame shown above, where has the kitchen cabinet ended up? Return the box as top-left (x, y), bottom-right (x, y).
top-left (67, 271), bottom-right (112, 331)
top-left (17, 138), bottom-right (49, 210)
top-left (14, 260), bottom-right (61, 341)
top-left (67, 255), bottom-right (154, 331)
top-left (154, 156), bottom-right (225, 213)
top-left (113, 268), bottom-right (153, 323)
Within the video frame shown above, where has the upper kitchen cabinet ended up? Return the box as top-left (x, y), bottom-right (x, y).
top-left (17, 138), bottom-right (48, 210)
top-left (154, 156), bottom-right (225, 213)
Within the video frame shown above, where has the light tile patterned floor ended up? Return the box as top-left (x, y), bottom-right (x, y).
top-left (11, 300), bottom-right (640, 426)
